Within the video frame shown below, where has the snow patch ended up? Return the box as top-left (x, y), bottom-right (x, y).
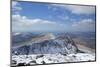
top-left (12, 53), bottom-right (95, 66)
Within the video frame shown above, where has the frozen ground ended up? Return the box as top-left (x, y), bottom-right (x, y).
top-left (12, 53), bottom-right (95, 66)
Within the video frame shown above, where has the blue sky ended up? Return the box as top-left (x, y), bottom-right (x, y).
top-left (12, 1), bottom-right (96, 32)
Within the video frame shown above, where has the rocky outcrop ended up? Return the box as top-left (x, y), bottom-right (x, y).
top-left (12, 33), bottom-right (79, 55)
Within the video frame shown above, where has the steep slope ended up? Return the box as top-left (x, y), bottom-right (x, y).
top-left (12, 33), bottom-right (78, 55)
top-left (11, 33), bottom-right (95, 66)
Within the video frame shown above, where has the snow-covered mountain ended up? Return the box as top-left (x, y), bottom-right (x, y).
top-left (11, 32), bottom-right (95, 66)
top-left (12, 33), bottom-right (78, 55)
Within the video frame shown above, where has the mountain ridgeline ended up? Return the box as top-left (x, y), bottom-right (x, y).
top-left (12, 32), bottom-right (80, 55)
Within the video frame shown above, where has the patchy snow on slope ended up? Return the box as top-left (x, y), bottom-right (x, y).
top-left (13, 32), bottom-right (21, 36)
top-left (12, 53), bottom-right (95, 66)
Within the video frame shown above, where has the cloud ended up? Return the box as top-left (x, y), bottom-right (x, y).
top-left (49, 4), bottom-right (95, 14)
top-left (66, 5), bottom-right (95, 14)
top-left (48, 5), bottom-right (58, 11)
top-left (12, 14), bottom-right (95, 32)
top-left (12, 1), bottom-right (22, 13)
top-left (12, 1), bottom-right (18, 7)
top-left (12, 14), bottom-right (63, 32)
top-left (57, 15), bottom-right (69, 20)
top-left (12, 14), bottom-right (57, 26)
top-left (48, 5), bottom-right (69, 21)
top-left (72, 19), bottom-right (95, 31)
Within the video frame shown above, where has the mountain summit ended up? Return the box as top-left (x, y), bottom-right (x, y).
top-left (12, 33), bottom-right (79, 55)
top-left (44, 33), bottom-right (56, 39)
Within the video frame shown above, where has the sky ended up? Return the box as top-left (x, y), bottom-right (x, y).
top-left (12, 1), bottom-right (96, 32)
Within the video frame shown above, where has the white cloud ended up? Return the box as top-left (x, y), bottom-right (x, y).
top-left (57, 15), bottom-right (69, 20)
top-left (72, 19), bottom-right (95, 31)
top-left (12, 14), bottom-right (57, 26)
top-left (48, 5), bottom-right (58, 11)
top-left (48, 5), bottom-right (69, 21)
top-left (12, 1), bottom-right (18, 7)
top-left (12, 14), bottom-right (63, 32)
top-left (50, 4), bottom-right (95, 14)
top-left (66, 5), bottom-right (95, 14)
top-left (12, 14), bottom-right (95, 32)
top-left (12, 1), bottom-right (22, 13)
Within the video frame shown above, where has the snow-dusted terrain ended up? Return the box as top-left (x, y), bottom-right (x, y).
top-left (11, 32), bottom-right (96, 66)
top-left (12, 53), bottom-right (95, 66)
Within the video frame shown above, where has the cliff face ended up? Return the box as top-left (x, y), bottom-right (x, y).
top-left (12, 33), bottom-right (78, 55)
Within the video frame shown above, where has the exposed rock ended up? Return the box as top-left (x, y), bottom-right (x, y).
top-left (41, 61), bottom-right (46, 64)
top-left (12, 33), bottom-right (78, 55)
top-left (36, 55), bottom-right (44, 59)
top-left (17, 63), bottom-right (26, 66)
